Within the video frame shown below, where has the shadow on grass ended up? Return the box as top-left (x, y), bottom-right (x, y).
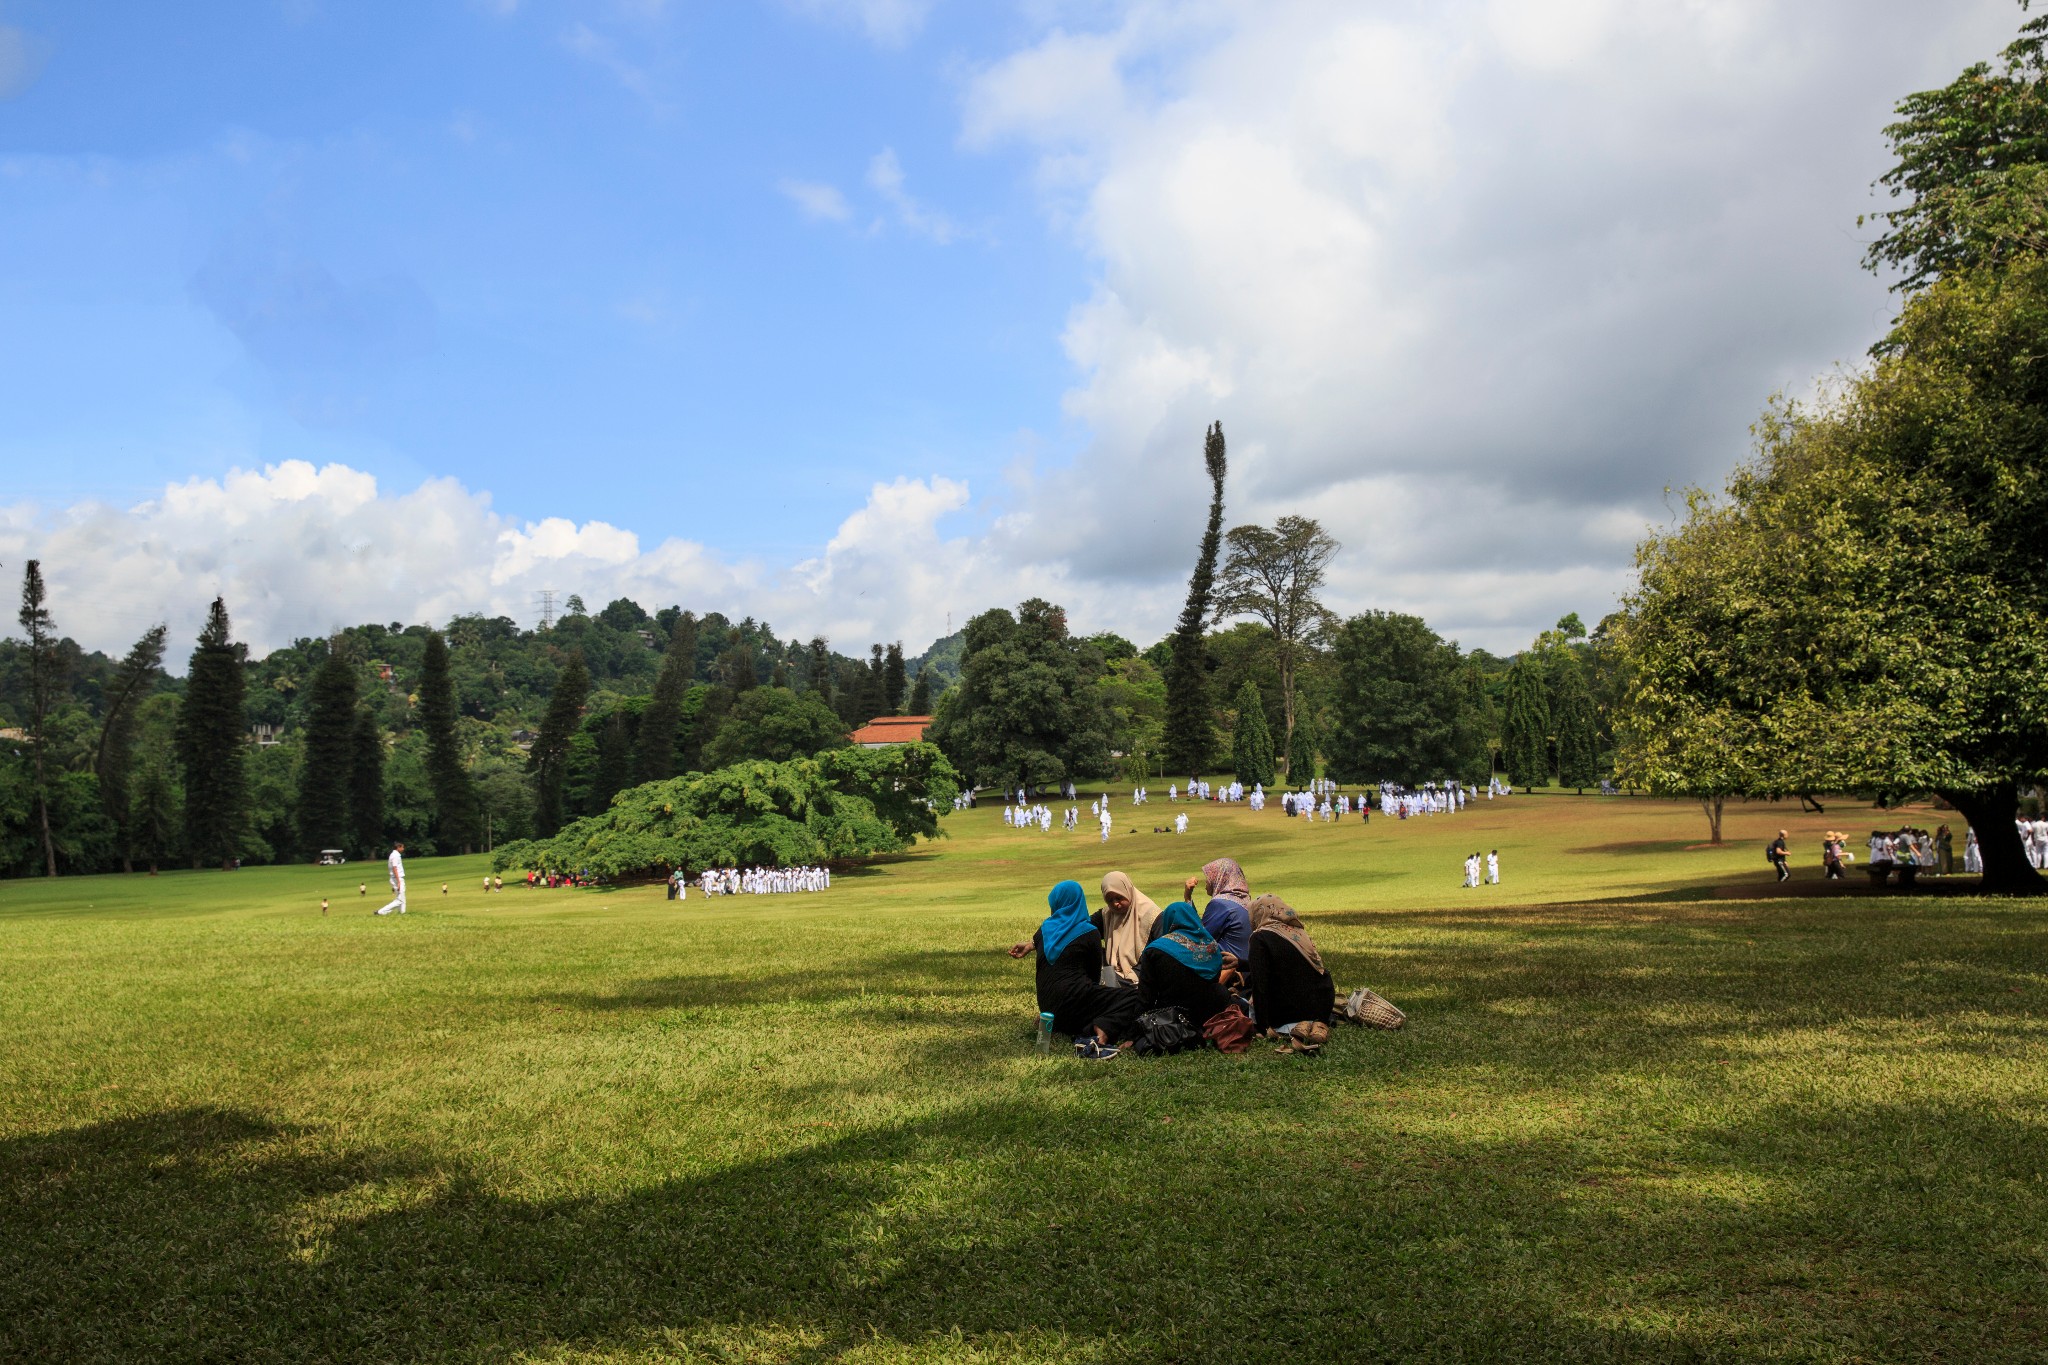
top-left (6, 1078), bottom-right (2046, 1364)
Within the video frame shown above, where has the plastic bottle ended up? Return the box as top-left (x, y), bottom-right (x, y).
top-left (1036, 1011), bottom-right (1055, 1055)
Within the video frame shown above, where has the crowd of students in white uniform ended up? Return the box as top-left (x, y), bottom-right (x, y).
top-left (666, 865), bottom-right (832, 899)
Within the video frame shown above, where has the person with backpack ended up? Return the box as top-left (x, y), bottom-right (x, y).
top-left (1768, 830), bottom-right (1790, 882)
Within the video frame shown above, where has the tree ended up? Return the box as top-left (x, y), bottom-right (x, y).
top-left (1862, 6), bottom-right (2048, 294)
top-left (1164, 422), bottom-right (1228, 775)
top-left (926, 599), bottom-right (1112, 792)
top-left (419, 631), bottom-right (481, 852)
top-left (528, 652), bottom-right (589, 838)
top-left (93, 624), bottom-right (168, 873)
top-left (348, 707), bottom-right (385, 855)
top-left (704, 687), bottom-right (853, 767)
top-left (634, 613), bottom-right (697, 785)
top-left (1501, 655), bottom-right (1551, 790)
top-left (296, 644), bottom-right (359, 858)
top-left (588, 704), bottom-right (637, 815)
top-left (1550, 645), bottom-right (1600, 793)
top-left (1215, 515), bottom-right (1338, 762)
top-left (908, 667), bottom-right (932, 715)
top-left (1287, 709), bottom-right (1318, 783)
top-left (15, 562), bottom-right (60, 876)
top-left (177, 597), bottom-right (248, 869)
top-left (1230, 680), bottom-right (1276, 787)
top-left (1325, 611), bottom-right (1484, 784)
top-left (130, 750), bottom-right (180, 874)
top-left (807, 637), bottom-right (833, 707)
top-left (883, 642), bottom-right (908, 713)
top-left (717, 642), bottom-right (758, 694)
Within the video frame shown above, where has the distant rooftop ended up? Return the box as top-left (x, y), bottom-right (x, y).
top-left (850, 715), bottom-right (932, 747)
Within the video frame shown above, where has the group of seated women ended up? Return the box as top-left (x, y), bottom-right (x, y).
top-left (1008, 857), bottom-right (1335, 1054)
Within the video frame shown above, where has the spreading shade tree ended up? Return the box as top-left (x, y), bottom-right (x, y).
top-left (1325, 611), bottom-right (1486, 785)
top-left (1214, 515), bottom-right (1338, 765)
top-left (927, 598), bottom-right (1112, 793)
top-left (1164, 422), bottom-right (1228, 776)
top-left (177, 597), bottom-right (248, 870)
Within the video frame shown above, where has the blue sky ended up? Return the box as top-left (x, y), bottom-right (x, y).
top-left (0, 0), bottom-right (2026, 655)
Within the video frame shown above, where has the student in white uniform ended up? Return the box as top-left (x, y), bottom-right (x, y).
top-left (376, 842), bottom-right (408, 915)
top-left (1486, 850), bottom-right (1499, 885)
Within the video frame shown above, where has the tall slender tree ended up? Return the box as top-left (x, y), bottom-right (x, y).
top-left (1501, 654), bottom-right (1552, 789)
top-left (348, 706), bottom-right (386, 856)
top-left (1550, 646), bottom-right (1600, 792)
top-left (93, 624), bottom-right (168, 873)
top-left (908, 667), bottom-right (932, 715)
top-left (1215, 515), bottom-right (1339, 762)
top-left (883, 642), bottom-right (908, 713)
top-left (1230, 680), bottom-right (1276, 787)
top-left (529, 652), bottom-right (589, 838)
top-left (177, 597), bottom-right (248, 870)
top-left (16, 562), bottom-right (61, 876)
top-left (634, 613), bottom-right (697, 784)
top-left (419, 631), bottom-right (481, 852)
top-left (807, 636), bottom-right (833, 707)
top-left (1287, 707), bottom-right (1318, 783)
top-left (296, 643), bottom-right (359, 858)
top-left (588, 706), bottom-right (635, 814)
top-left (1164, 422), bottom-right (1228, 776)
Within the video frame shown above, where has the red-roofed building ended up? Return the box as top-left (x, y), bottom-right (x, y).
top-left (849, 715), bottom-right (932, 747)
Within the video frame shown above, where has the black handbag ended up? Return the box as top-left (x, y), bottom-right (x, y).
top-left (1130, 1006), bottom-right (1200, 1056)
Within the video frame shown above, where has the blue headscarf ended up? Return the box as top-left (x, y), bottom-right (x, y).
top-left (1150, 900), bottom-right (1222, 980)
top-left (1039, 879), bottom-right (1094, 964)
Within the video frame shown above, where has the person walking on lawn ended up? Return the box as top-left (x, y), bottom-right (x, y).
top-left (376, 842), bottom-right (408, 915)
top-left (1768, 830), bottom-right (1790, 882)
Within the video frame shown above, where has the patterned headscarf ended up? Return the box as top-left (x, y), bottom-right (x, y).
top-left (1150, 900), bottom-right (1222, 980)
top-left (1248, 893), bottom-right (1325, 975)
top-left (1202, 857), bottom-right (1250, 905)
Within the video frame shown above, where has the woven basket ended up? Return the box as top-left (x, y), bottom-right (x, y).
top-left (1343, 986), bottom-right (1407, 1030)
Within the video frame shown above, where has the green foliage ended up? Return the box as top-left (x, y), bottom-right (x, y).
top-left (1286, 709), bottom-right (1318, 783)
top-left (348, 707), bottom-right (385, 855)
top-left (1164, 422), bottom-right (1227, 775)
top-left (703, 687), bottom-right (849, 768)
top-left (907, 668), bottom-right (932, 716)
top-left (91, 624), bottom-right (167, 872)
top-left (926, 599), bottom-right (1111, 791)
top-left (528, 653), bottom-right (589, 839)
top-left (494, 742), bottom-right (957, 880)
top-left (1501, 655), bottom-right (1551, 789)
top-left (419, 632), bottom-right (481, 853)
top-left (633, 615), bottom-right (696, 786)
top-left (1325, 611), bottom-right (1485, 785)
top-left (1097, 655), bottom-right (1166, 784)
top-left (1215, 514), bottom-right (1338, 759)
top-left (176, 598), bottom-right (248, 869)
top-left (883, 642), bottom-right (907, 714)
top-left (1549, 647), bottom-right (1600, 792)
top-left (1230, 680), bottom-right (1275, 787)
top-left (296, 646), bottom-right (359, 859)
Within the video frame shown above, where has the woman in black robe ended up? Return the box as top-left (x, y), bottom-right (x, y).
top-left (1137, 900), bottom-right (1233, 1029)
top-left (1246, 893), bottom-right (1334, 1032)
top-left (1009, 879), bottom-right (1142, 1044)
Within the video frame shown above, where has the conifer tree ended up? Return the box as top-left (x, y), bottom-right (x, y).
top-left (16, 561), bottom-right (61, 876)
top-left (589, 707), bottom-right (634, 814)
top-left (807, 636), bottom-right (833, 707)
top-left (419, 631), bottom-right (481, 852)
top-left (94, 624), bottom-right (168, 873)
top-left (348, 707), bottom-right (385, 855)
top-left (1164, 422), bottom-right (1228, 776)
top-left (883, 642), bottom-right (908, 713)
top-left (1550, 646), bottom-right (1600, 792)
top-left (908, 667), bottom-right (932, 715)
top-left (130, 752), bottom-right (180, 874)
top-left (296, 644), bottom-right (359, 858)
top-left (177, 597), bottom-right (248, 869)
top-left (1231, 680), bottom-right (1276, 787)
top-left (1287, 707), bottom-right (1318, 783)
top-left (529, 652), bottom-right (589, 838)
top-left (634, 613), bottom-right (696, 785)
top-left (1501, 654), bottom-right (1552, 788)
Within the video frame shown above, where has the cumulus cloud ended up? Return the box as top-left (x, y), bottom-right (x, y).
top-left (955, 0), bottom-right (2017, 648)
top-left (0, 462), bottom-right (1091, 661)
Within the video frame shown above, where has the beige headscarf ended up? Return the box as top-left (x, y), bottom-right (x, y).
top-left (1248, 893), bottom-right (1325, 975)
top-left (1099, 870), bottom-right (1161, 985)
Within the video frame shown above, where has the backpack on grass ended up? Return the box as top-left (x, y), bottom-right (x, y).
top-left (1130, 1007), bottom-right (1200, 1056)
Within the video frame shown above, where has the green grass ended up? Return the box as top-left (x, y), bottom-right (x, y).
top-left (3, 792), bottom-right (2045, 1363)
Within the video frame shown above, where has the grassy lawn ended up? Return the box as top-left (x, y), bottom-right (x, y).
top-left (3, 792), bottom-right (2044, 1363)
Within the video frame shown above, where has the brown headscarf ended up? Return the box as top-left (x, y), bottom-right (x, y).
top-left (1202, 857), bottom-right (1251, 905)
top-left (1248, 893), bottom-right (1325, 975)
top-left (1099, 870), bottom-right (1160, 985)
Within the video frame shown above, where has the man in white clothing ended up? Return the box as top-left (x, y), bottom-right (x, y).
top-left (1486, 850), bottom-right (1499, 885)
top-left (376, 842), bottom-right (408, 915)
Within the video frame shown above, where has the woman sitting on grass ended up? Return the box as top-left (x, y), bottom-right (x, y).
top-left (1100, 870), bottom-right (1161, 988)
top-left (1245, 893), bottom-right (1334, 1036)
top-left (1138, 900), bottom-right (1233, 1029)
top-left (1009, 880), bottom-right (1142, 1048)
top-left (1185, 857), bottom-right (1254, 986)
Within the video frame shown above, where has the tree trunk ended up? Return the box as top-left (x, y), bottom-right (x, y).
top-left (1942, 784), bottom-right (2045, 895)
top-left (1700, 796), bottom-right (1724, 844)
top-left (1799, 793), bottom-right (1826, 813)
top-left (36, 790), bottom-right (56, 878)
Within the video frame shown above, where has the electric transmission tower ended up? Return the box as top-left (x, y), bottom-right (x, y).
top-left (536, 589), bottom-right (558, 632)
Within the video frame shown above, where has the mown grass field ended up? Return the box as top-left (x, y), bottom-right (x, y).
top-left (3, 791), bottom-right (2044, 1363)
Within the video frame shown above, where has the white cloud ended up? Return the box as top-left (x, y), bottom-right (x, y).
top-left (562, 23), bottom-right (662, 109)
top-left (0, 23), bottom-right (47, 100)
top-left (778, 177), bottom-right (852, 222)
top-left (784, 0), bottom-right (937, 48)
top-left (866, 147), bottom-right (960, 243)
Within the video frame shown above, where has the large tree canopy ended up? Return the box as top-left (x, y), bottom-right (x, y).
top-left (1325, 611), bottom-right (1487, 786)
top-left (1615, 256), bottom-right (2048, 891)
top-left (927, 599), bottom-right (1111, 792)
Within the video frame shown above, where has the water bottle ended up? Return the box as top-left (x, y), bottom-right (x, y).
top-left (1036, 1011), bottom-right (1055, 1055)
